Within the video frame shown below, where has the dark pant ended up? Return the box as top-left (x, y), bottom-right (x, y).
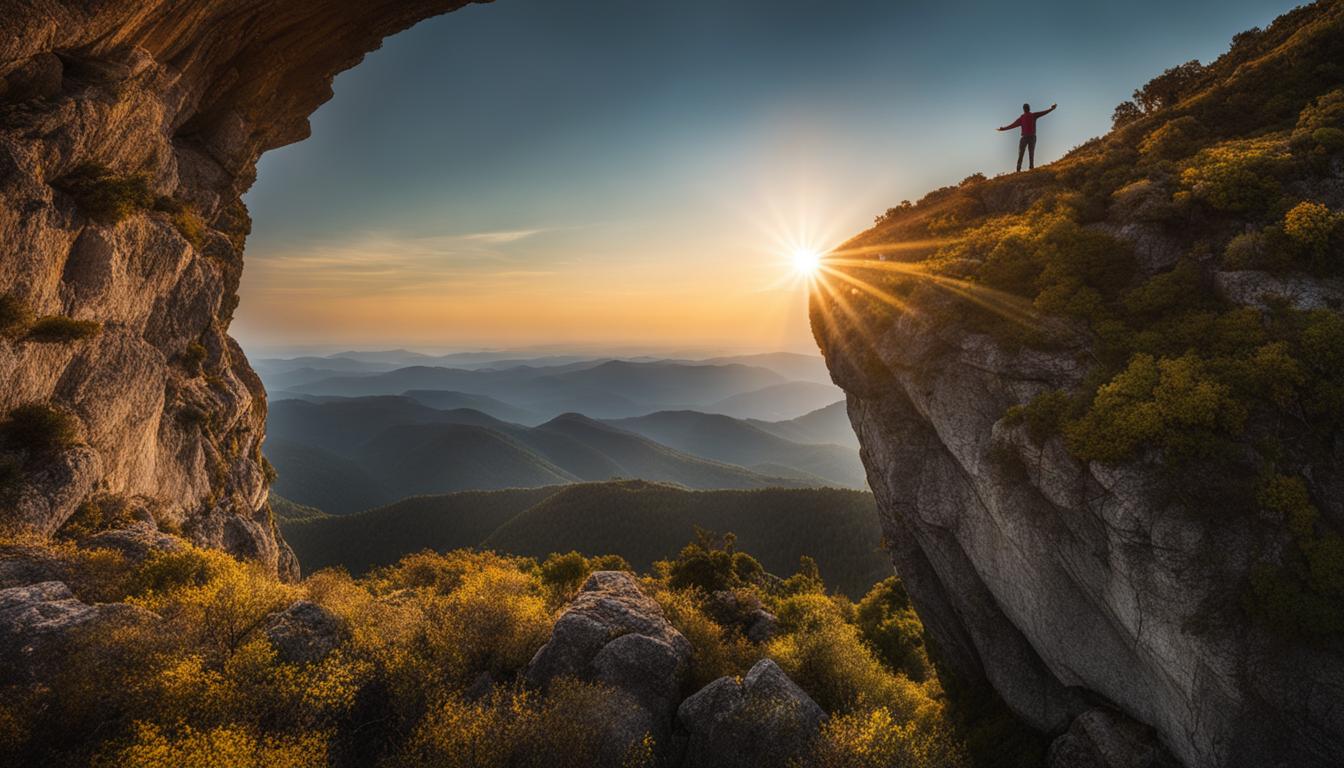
top-left (1017, 134), bottom-right (1037, 171)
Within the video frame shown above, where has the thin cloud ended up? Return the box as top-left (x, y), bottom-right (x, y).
top-left (461, 228), bottom-right (546, 244)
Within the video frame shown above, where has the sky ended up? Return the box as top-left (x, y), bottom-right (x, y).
top-left (233, 0), bottom-right (1300, 356)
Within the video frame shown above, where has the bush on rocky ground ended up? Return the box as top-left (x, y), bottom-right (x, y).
top-left (25, 316), bottom-right (101, 342)
top-left (53, 163), bottom-right (155, 224)
top-left (0, 531), bottom-right (977, 767)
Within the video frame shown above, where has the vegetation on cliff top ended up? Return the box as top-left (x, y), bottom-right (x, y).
top-left (0, 533), bottom-right (986, 767)
top-left (821, 0), bottom-right (1344, 638)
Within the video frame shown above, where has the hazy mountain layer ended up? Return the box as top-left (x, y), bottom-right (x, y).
top-left (265, 398), bottom-right (820, 513)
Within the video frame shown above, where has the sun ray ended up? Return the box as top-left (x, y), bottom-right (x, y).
top-left (820, 251), bottom-right (1044, 331)
top-left (815, 274), bottom-right (887, 357)
top-left (824, 238), bottom-right (960, 260)
top-left (817, 265), bottom-right (912, 314)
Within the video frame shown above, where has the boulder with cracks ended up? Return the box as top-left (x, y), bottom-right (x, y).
top-left (526, 570), bottom-right (692, 765)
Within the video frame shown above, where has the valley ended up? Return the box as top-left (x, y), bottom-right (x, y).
top-left (260, 350), bottom-right (865, 517)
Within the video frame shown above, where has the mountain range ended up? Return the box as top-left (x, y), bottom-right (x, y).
top-left (255, 353), bottom-right (843, 422)
top-left (264, 395), bottom-right (863, 514)
top-left (259, 351), bottom-right (862, 515)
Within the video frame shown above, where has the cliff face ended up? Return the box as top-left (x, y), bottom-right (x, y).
top-left (813, 4), bottom-right (1344, 767)
top-left (3, 2), bottom-right (1342, 766)
top-left (0, 1), bottom-right (481, 577)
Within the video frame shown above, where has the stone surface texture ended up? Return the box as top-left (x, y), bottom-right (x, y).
top-left (813, 157), bottom-right (1344, 768)
top-left (526, 570), bottom-right (692, 765)
top-left (675, 658), bottom-right (826, 768)
top-left (0, 0), bottom-right (483, 579)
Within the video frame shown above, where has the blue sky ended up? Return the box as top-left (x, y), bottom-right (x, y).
top-left (234, 0), bottom-right (1300, 354)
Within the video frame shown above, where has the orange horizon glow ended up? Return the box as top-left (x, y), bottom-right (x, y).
top-left (233, 180), bottom-right (874, 352)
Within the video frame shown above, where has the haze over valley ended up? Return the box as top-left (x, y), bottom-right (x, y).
top-left (257, 346), bottom-right (873, 573)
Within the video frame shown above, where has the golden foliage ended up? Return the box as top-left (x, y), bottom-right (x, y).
top-left (650, 586), bottom-right (761, 689)
top-left (3, 535), bottom-right (970, 767)
top-left (392, 680), bottom-right (651, 768)
top-left (806, 706), bottom-right (969, 768)
top-left (105, 722), bottom-right (327, 768)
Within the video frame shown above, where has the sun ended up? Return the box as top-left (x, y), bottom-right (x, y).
top-left (791, 248), bottom-right (822, 276)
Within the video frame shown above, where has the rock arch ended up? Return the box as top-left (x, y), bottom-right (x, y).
top-left (0, 1), bottom-right (480, 577)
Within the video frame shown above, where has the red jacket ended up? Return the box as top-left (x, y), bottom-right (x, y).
top-left (1005, 110), bottom-right (1052, 136)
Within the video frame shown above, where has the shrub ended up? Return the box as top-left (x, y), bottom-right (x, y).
top-left (107, 722), bottom-right (328, 768)
top-left (1003, 390), bottom-right (1071, 444)
top-left (1, 529), bottom-right (968, 766)
top-left (371, 549), bottom-right (533, 596)
top-left (652, 587), bottom-right (759, 690)
top-left (1109, 178), bottom-right (1177, 222)
top-left (776, 592), bottom-right (848, 634)
top-left (1282, 200), bottom-right (1341, 267)
top-left (806, 706), bottom-right (969, 768)
top-left (768, 615), bottom-right (929, 718)
top-left (153, 196), bottom-right (207, 249)
top-left (53, 163), bottom-right (155, 224)
top-left (1222, 229), bottom-right (1294, 272)
top-left (1111, 100), bottom-right (1143, 129)
top-left (666, 528), bottom-right (764, 593)
top-left (1180, 140), bottom-right (1285, 215)
top-left (130, 547), bottom-right (299, 658)
top-left (1132, 60), bottom-right (1207, 114)
top-left (26, 315), bottom-right (101, 342)
top-left (1139, 115), bottom-right (1205, 160)
top-left (59, 494), bottom-right (139, 540)
top-left (538, 550), bottom-right (630, 598)
top-left (420, 564), bottom-right (552, 682)
top-left (1063, 354), bottom-right (1247, 463)
top-left (1122, 260), bottom-right (1205, 320)
top-left (1290, 89), bottom-right (1344, 152)
top-left (779, 555), bottom-right (825, 596)
top-left (1244, 475), bottom-right (1344, 639)
top-left (392, 680), bottom-right (651, 768)
top-left (855, 578), bottom-right (932, 683)
top-left (0, 294), bottom-right (33, 338)
top-left (0, 403), bottom-right (80, 458)
top-left (1310, 127), bottom-right (1344, 153)
top-left (174, 210), bottom-right (207, 250)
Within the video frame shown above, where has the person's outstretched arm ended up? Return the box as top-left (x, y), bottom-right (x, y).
top-left (1033, 103), bottom-right (1058, 118)
top-left (998, 115), bottom-right (1024, 131)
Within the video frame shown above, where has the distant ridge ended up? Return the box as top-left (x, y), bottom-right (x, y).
top-left (282, 480), bottom-right (890, 597)
top-left (264, 399), bottom-right (819, 513)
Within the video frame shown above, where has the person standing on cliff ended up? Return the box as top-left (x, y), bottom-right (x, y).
top-left (998, 102), bottom-right (1057, 172)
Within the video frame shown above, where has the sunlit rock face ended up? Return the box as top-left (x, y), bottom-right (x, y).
top-left (811, 9), bottom-right (1344, 764)
top-left (0, 1), bottom-right (481, 578)
top-left (817, 259), bottom-right (1344, 768)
